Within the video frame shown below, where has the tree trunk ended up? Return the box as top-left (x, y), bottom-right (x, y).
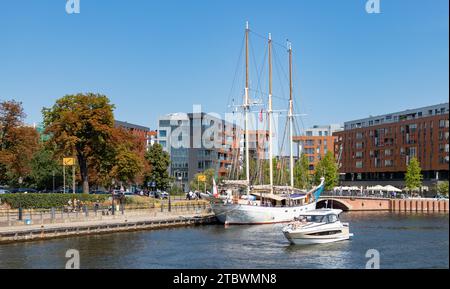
top-left (77, 153), bottom-right (89, 194)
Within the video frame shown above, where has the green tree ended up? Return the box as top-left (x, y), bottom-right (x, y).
top-left (144, 143), bottom-right (171, 191)
top-left (42, 93), bottom-right (116, 193)
top-left (189, 168), bottom-right (216, 192)
top-left (112, 145), bottom-right (144, 185)
top-left (405, 157), bottom-right (423, 191)
top-left (294, 154), bottom-right (311, 189)
top-left (436, 181), bottom-right (449, 197)
top-left (29, 147), bottom-right (65, 190)
top-left (313, 151), bottom-right (338, 191)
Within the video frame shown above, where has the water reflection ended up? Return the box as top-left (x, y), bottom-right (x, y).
top-left (0, 212), bottom-right (448, 269)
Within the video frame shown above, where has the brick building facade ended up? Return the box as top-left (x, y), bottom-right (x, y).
top-left (334, 103), bottom-right (449, 185)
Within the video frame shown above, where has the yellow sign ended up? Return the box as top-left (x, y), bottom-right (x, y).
top-left (63, 157), bottom-right (75, 166)
top-left (197, 174), bottom-right (206, 182)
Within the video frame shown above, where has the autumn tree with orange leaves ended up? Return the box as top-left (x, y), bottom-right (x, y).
top-left (42, 93), bottom-right (149, 193)
top-left (0, 100), bottom-right (40, 185)
top-left (43, 93), bottom-right (118, 193)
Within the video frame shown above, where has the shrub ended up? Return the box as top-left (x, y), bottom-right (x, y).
top-left (0, 193), bottom-right (109, 209)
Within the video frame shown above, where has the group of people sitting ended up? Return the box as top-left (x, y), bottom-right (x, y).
top-left (186, 190), bottom-right (203, 200)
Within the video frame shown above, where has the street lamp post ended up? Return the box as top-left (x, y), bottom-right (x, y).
top-left (111, 179), bottom-right (115, 215)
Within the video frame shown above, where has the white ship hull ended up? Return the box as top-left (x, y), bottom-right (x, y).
top-left (212, 202), bottom-right (317, 225)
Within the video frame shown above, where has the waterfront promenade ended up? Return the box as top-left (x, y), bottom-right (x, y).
top-left (0, 202), bottom-right (215, 243)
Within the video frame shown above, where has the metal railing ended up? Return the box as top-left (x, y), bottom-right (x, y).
top-left (0, 201), bottom-right (211, 227)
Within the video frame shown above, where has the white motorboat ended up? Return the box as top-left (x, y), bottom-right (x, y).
top-left (282, 209), bottom-right (353, 245)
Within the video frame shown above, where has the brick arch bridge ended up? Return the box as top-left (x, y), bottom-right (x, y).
top-left (317, 196), bottom-right (391, 211)
top-left (317, 196), bottom-right (449, 212)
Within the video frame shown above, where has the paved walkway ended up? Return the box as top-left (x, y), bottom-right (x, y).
top-left (0, 210), bottom-right (213, 234)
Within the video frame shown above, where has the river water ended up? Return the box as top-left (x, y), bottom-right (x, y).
top-left (0, 212), bottom-right (448, 269)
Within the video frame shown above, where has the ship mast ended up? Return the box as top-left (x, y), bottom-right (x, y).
top-left (288, 41), bottom-right (294, 189)
top-left (268, 33), bottom-right (274, 194)
top-left (244, 21), bottom-right (251, 196)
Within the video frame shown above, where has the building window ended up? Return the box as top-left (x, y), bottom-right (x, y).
top-left (159, 130), bottom-right (167, 137)
top-left (305, 140), bottom-right (314, 146)
top-left (308, 156), bottom-right (315, 163)
top-left (355, 161), bottom-right (363, 168)
top-left (355, 151), bottom-right (363, 158)
top-left (356, 142), bottom-right (363, 149)
top-left (409, 147), bottom-right (417, 158)
top-left (384, 160), bottom-right (393, 167)
top-left (356, 132), bottom-right (363, 139)
top-left (159, 140), bottom-right (167, 147)
top-left (439, 119), bottom-right (449, 128)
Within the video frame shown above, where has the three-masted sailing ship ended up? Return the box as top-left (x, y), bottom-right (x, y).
top-left (211, 22), bottom-right (325, 225)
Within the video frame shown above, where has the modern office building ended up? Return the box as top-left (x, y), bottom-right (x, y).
top-left (158, 112), bottom-right (239, 191)
top-left (293, 124), bottom-right (343, 173)
top-left (334, 103), bottom-right (449, 186)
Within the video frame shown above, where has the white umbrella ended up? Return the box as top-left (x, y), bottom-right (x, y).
top-left (383, 185), bottom-right (402, 192)
top-left (367, 185), bottom-right (384, 191)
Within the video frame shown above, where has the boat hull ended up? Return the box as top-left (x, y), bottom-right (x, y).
top-left (211, 202), bottom-right (317, 225)
top-left (283, 225), bottom-right (352, 245)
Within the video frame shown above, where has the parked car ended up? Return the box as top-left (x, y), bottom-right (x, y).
top-left (157, 191), bottom-right (169, 199)
top-left (90, 190), bottom-right (110, 195)
top-left (10, 188), bottom-right (38, 194)
top-left (0, 189), bottom-right (11, 194)
top-left (123, 191), bottom-right (134, 197)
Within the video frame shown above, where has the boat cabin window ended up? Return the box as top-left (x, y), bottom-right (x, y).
top-left (326, 214), bottom-right (339, 223)
top-left (299, 215), bottom-right (325, 223)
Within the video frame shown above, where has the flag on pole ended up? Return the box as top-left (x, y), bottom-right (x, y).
top-left (212, 177), bottom-right (219, 198)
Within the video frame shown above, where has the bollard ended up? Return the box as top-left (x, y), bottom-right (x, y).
top-left (18, 207), bottom-right (23, 221)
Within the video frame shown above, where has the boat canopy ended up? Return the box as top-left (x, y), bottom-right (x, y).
top-left (251, 192), bottom-right (307, 201)
top-left (251, 193), bottom-right (286, 201)
top-left (286, 193), bottom-right (307, 200)
top-left (221, 180), bottom-right (249, 186)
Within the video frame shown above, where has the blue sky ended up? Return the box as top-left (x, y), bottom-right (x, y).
top-left (0, 0), bottom-right (448, 131)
